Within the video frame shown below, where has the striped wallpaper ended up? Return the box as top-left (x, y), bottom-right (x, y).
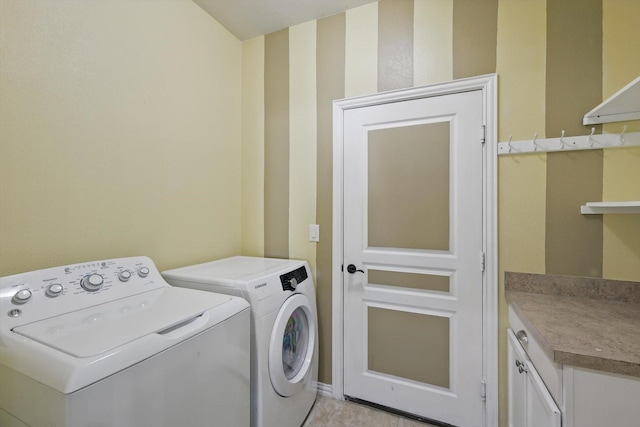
top-left (252, 0), bottom-right (499, 387)
top-left (241, 0), bottom-right (640, 424)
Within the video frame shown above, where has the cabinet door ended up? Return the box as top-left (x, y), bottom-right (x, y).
top-left (508, 328), bottom-right (562, 427)
top-left (507, 329), bottom-right (527, 427)
top-left (526, 361), bottom-right (561, 427)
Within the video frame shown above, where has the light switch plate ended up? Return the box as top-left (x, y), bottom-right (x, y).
top-left (309, 224), bottom-right (319, 242)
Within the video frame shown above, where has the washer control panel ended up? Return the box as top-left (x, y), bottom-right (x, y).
top-left (0, 256), bottom-right (168, 325)
top-left (280, 266), bottom-right (309, 292)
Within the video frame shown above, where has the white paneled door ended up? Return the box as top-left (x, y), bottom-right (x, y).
top-left (341, 89), bottom-right (485, 426)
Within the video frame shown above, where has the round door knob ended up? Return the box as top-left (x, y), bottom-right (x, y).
top-left (118, 270), bottom-right (132, 282)
top-left (81, 274), bottom-right (104, 292)
top-left (12, 289), bottom-right (32, 304)
top-left (137, 267), bottom-right (150, 278)
top-left (46, 284), bottom-right (64, 297)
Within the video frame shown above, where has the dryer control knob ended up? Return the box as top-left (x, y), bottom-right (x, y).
top-left (81, 274), bottom-right (104, 292)
top-left (12, 289), bottom-right (32, 304)
top-left (137, 267), bottom-right (150, 278)
top-left (283, 277), bottom-right (298, 292)
top-left (46, 284), bottom-right (64, 297)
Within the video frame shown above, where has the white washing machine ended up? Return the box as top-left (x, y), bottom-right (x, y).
top-left (162, 256), bottom-right (318, 427)
top-left (0, 256), bottom-right (250, 427)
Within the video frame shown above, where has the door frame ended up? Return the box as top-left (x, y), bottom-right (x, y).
top-left (331, 74), bottom-right (498, 426)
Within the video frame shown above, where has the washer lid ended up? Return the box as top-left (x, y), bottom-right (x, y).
top-left (12, 287), bottom-right (232, 358)
top-left (163, 256), bottom-right (305, 285)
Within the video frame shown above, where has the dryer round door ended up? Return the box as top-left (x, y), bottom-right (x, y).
top-left (268, 293), bottom-right (316, 397)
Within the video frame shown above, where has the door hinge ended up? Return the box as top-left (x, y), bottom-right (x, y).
top-left (481, 252), bottom-right (486, 272)
top-left (480, 125), bottom-right (486, 144)
top-left (481, 380), bottom-right (487, 401)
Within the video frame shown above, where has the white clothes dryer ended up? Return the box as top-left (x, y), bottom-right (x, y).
top-left (0, 256), bottom-right (250, 427)
top-left (163, 256), bottom-right (318, 427)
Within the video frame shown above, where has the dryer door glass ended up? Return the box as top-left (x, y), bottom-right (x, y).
top-left (282, 307), bottom-right (309, 379)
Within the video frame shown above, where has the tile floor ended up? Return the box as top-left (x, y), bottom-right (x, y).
top-left (302, 396), bottom-right (439, 427)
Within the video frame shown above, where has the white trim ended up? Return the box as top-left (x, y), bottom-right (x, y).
top-left (331, 74), bottom-right (499, 426)
top-left (316, 381), bottom-right (333, 398)
top-left (483, 74), bottom-right (499, 427)
top-left (331, 85), bottom-right (346, 402)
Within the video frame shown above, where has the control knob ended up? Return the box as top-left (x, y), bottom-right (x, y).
top-left (283, 277), bottom-right (298, 292)
top-left (46, 284), bottom-right (64, 298)
top-left (12, 289), bottom-right (32, 304)
top-left (81, 274), bottom-right (104, 292)
top-left (118, 270), bottom-right (132, 282)
top-left (137, 267), bottom-right (150, 278)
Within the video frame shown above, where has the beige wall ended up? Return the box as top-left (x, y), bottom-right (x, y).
top-left (0, 0), bottom-right (243, 275)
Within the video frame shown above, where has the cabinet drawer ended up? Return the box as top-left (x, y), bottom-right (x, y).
top-left (508, 306), bottom-right (563, 406)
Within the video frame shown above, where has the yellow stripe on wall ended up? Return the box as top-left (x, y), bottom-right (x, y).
top-left (345, 2), bottom-right (378, 98)
top-left (603, 0), bottom-right (640, 102)
top-left (414, 0), bottom-right (453, 86)
top-left (602, 146), bottom-right (640, 281)
top-left (496, 1), bottom-right (547, 423)
top-left (496, 0), bottom-right (546, 142)
top-left (602, 1), bottom-right (640, 281)
top-left (289, 21), bottom-right (318, 275)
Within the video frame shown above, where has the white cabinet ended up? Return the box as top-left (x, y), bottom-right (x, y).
top-left (508, 307), bottom-right (640, 427)
top-left (563, 366), bottom-right (640, 427)
top-left (507, 329), bottom-right (527, 427)
top-left (508, 329), bottom-right (561, 427)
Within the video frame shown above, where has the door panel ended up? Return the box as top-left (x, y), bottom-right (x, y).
top-left (368, 306), bottom-right (450, 388)
top-left (343, 90), bottom-right (484, 426)
top-left (368, 269), bottom-right (450, 293)
top-left (367, 122), bottom-right (450, 250)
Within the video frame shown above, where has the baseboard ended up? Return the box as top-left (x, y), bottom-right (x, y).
top-left (316, 381), bottom-right (332, 398)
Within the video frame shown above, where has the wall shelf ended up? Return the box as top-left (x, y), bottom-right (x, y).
top-left (581, 201), bottom-right (640, 215)
top-left (583, 76), bottom-right (640, 125)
